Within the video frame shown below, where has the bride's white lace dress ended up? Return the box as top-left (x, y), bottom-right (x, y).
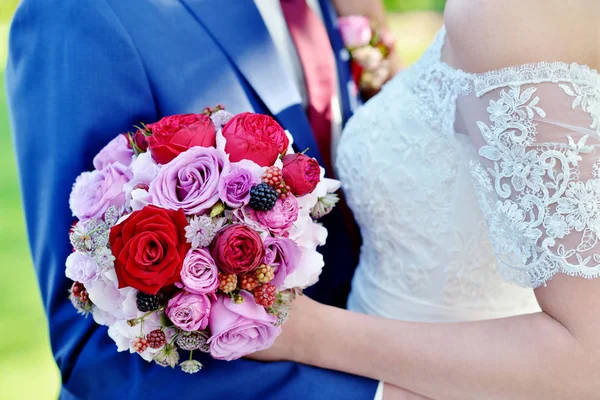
top-left (337, 27), bottom-right (600, 322)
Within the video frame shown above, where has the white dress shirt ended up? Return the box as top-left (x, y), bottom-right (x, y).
top-left (254, 5), bottom-right (384, 399)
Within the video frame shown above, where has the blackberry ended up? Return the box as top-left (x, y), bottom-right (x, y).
top-left (136, 292), bottom-right (165, 312)
top-left (249, 183), bottom-right (279, 212)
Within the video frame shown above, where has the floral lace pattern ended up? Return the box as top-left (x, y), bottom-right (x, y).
top-left (469, 81), bottom-right (600, 287)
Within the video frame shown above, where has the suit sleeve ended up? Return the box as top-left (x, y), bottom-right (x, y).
top-left (6, 1), bottom-right (378, 398)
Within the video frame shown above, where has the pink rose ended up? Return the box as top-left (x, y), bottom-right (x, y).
top-left (178, 248), bottom-right (219, 295)
top-left (254, 196), bottom-right (299, 236)
top-left (93, 134), bottom-right (134, 170)
top-left (282, 154), bottom-right (321, 196)
top-left (221, 113), bottom-right (289, 167)
top-left (166, 291), bottom-right (212, 332)
top-left (147, 113), bottom-right (217, 164)
top-left (208, 291), bottom-right (281, 360)
top-left (339, 15), bottom-right (372, 48)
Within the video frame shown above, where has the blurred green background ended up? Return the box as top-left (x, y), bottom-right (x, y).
top-left (0, 1), bottom-right (443, 399)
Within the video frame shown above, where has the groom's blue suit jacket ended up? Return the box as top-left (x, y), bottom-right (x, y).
top-left (6, 0), bottom-right (375, 399)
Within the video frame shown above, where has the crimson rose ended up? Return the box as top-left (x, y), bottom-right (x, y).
top-left (282, 154), bottom-right (321, 196)
top-left (110, 205), bottom-right (190, 294)
top-left (147, 113), bottom-right (216, 164)
top-left (221, 113), bottom-right (289, 167)
top-left (210, 224), bottom-right (265, 275)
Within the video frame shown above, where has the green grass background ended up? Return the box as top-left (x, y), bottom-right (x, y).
top-left (0, 2), bottom-right (442, 399)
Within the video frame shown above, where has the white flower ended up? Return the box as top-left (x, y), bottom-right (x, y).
top-left (87, 269), bottom-right (138, 324)
top-left (311, 193), bottom-right (340, 219)
top-left (153, 344), bottom-right (180, 368)
top-left (488, 200), bottom-right (542, 262)
top-left (288, 214), bottom-right (328, 248)
top-left (282, 246), bottom-right (324, 289)
top-left (180, 360), bottom-right (203, 374)
top-left (93, 247), bottom-right (115, 271)
top-left (209, 110), bottom-right (233, 130)
top-left (487, 99), bottom-right (511, 123)
top-left (486, 144), bottom-right (544, 192)
top-left (557, 179), bottom-right (600, 232)
top-left (543, 213), bottom-right (570, 239)
top-left (185, 215), bottom-right (224, 249)
top-left (123, 152), bottom-right (160, 209)
top-left (107, 313), bottom-right (165, 361)
top-left (69, 224), bottom-right (94, 252)
top-left (130, 188), bottom-right (153, 211)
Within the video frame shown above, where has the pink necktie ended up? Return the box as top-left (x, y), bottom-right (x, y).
top-left (280, 0), bottom-right (336, 172)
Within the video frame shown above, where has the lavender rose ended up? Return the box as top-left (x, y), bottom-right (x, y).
top-left (263, 237), bottom-right (301, 287)
top-left (150, 147), bottom-right (227, 215)
top-left (178, 248), bottom-right (219, 294)
top-left (69, 163), bottom-right (132, 221)
top-left (208, 291), bottom-right (281, 361)
top-left (65, 251), bottom-right (101, 285)
top-left (254, 196), bottom-right (299, 236)
top-left (166, 291), bottom-right (212, 332)
top-left (93, 134), bottom-right (134, 170)
top-left (218, 160), bottom-right (262, 208)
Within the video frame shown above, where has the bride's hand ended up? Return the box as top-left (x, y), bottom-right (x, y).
top-left (249, 294), bottom-right (321, 363)
top-left (250, 295), bottom-right (434, 400)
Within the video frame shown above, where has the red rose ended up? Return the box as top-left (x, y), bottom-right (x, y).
top-left (222, 113), bottom-right (289, 167)
top-left (110, 205), bottom-right (190, 294)
top-left (210, 224), bottom-right (265, 275)
top-left (282, 154), bottom-right (321, 196)
top-left (147, 113), bottom-right (216, 164)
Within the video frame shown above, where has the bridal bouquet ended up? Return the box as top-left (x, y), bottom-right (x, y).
top-left (339, 15), bottom-right (396, 93)
top-left (65, 106), bottom-right (340, 373)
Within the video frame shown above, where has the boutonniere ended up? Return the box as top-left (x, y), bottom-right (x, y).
top-left (339, 15), bottom-right (397, 95)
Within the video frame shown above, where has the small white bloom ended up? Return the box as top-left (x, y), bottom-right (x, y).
top-left (93, 247), bottom-right (116, 271)
top-left (153, 344), bottom-right (180, 368)
top-left (185, 215), bottom-right (224, 249)
top-left (311, 193), bottom-right (340, 219)
top-left (180, 359), bottom-right (203, 374)
top-left (487, 99), bottom-right (510, 123)
top-left (543, 213), bottom-right (570, 239)
top-left (488, 200), bottom-right (542, 262)
top-left (557, 179), bottom-right (600, 232)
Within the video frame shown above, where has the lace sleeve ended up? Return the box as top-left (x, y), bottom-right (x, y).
top-left (458, 63), bottom-right (600, 288)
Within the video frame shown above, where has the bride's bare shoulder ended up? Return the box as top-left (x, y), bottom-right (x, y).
top-left (443, 0), bottom-right (599, 72)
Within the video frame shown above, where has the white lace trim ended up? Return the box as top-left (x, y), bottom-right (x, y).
top-left (474, 62), bottom-right (600, 97)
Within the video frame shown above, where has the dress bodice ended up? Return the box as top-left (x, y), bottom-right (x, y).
top-left (337, 27), bottom-right (600, 322)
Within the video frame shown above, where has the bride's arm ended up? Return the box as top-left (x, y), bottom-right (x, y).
top-left (260, 278), bottom-right (599, 399)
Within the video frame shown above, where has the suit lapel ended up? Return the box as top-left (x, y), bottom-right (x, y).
top-left (178, 0), bottom-right (323, 164)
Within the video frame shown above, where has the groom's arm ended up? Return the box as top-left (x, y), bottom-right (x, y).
top-left (6, 0), bottom-right (378, 399)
